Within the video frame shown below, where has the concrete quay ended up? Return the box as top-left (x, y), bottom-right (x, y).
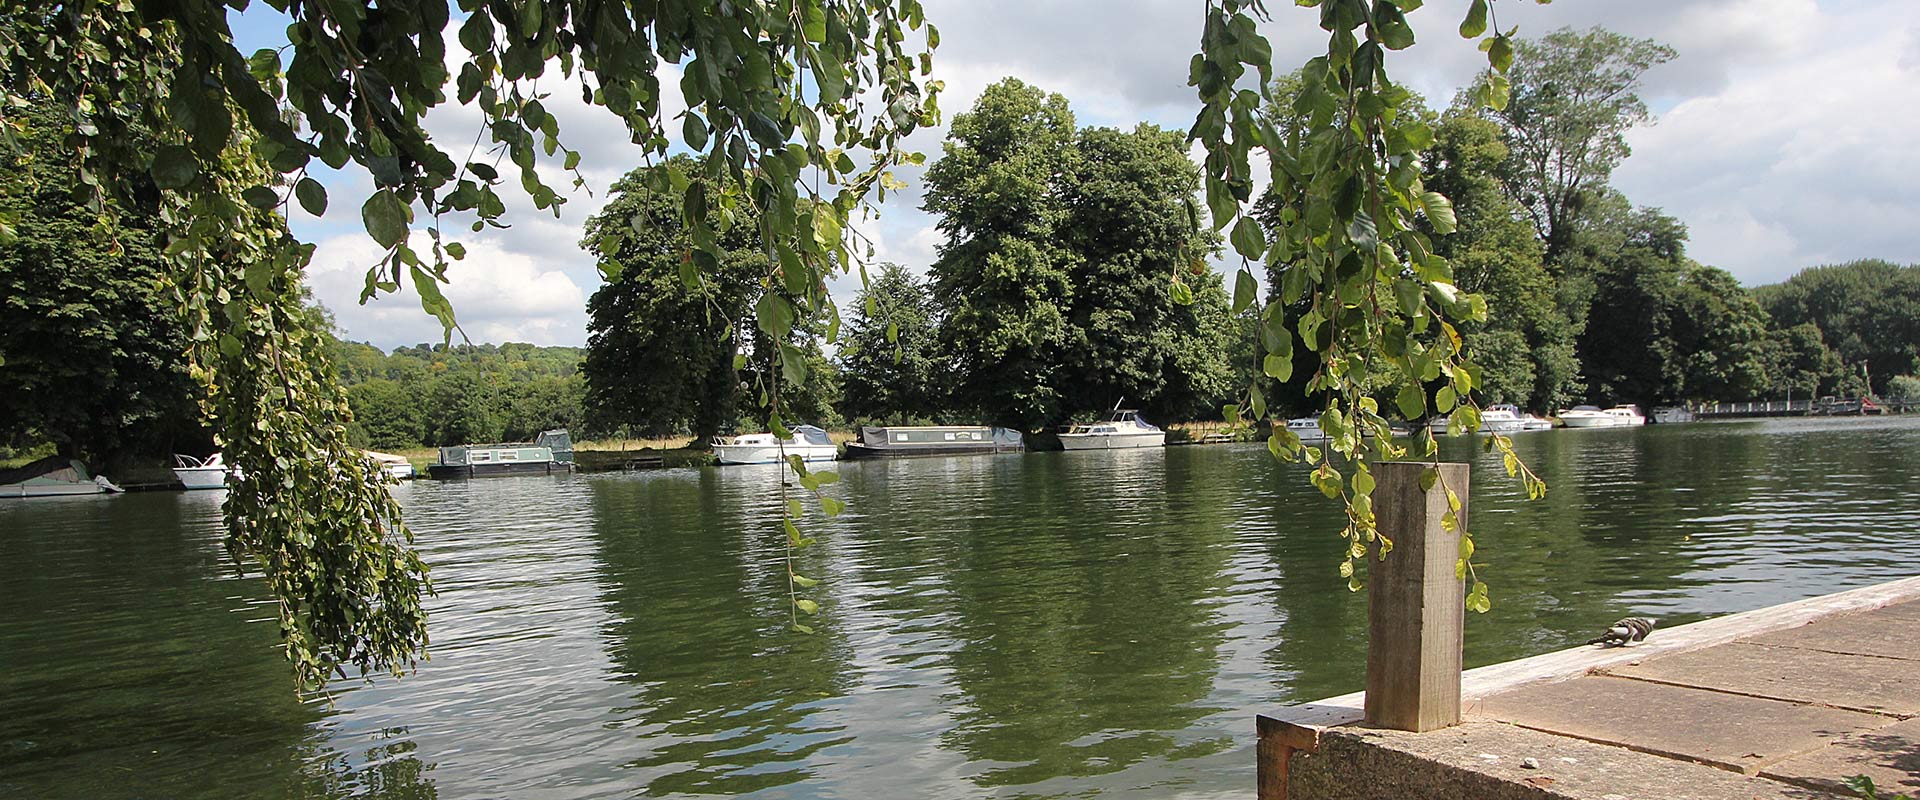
top-left (1260, 576), bottom-right (1920, 800)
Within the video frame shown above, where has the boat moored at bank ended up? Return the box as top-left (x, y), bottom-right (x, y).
top-left (429, 429), bottom-right (576, 479)
top-left (1059, 409), bottom-right (1165, 450)
top-left (173, 453), bottom-right (240, 490)
top-left (843, 425), bottom-right (1023, 458)
top-left (713, 425), bottom-right (839, 465)
top-left (2, 457), bottom-right (123, 498)
top-left (1558, 404), bottom-right (1647, 428)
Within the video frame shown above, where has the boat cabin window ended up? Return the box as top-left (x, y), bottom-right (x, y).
top-left (498, 450), bottom-right (518, 461)
top-left (471, 451), bottom-right (493, 462)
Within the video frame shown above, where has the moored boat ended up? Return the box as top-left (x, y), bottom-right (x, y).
top-left (363, 450), bottom-right (415, 480)
top-left (713, 425), bottom-right (839, 465)
top-left (173, 453), bottom-right (240, 490)
top-left (1521, 414), bottom-right (1556, 431)
top-left (1652, 406), bottom-right (1695, 424)
top-left (1557, 405), bottom-right (1613, 428)
top-left (843, 425), bottom-right (1023, 458)
top-left (1604, 405), bottom-right (1647, 426)
top-left (429, 429), bottom-right (576, 479)
top-left (2, 457), bottom-right (122, 498)
top-left (1479, 404), bottom-right (1528, 433)
top-left (1285, 417), bottom-right (1330, 443)
top-left (1059, 409), bottom-right (1165, 450)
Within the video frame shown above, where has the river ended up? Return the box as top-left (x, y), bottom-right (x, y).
top-left (4, 417), bottom-right (1919, 799)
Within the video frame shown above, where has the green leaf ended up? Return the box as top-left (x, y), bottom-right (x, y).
top-left (295, 178), bottom-right (328, 216)
top-left (150, 146), bottom-right (198, 190)
top-left (1459, 0), bottom-right (1488, 38)
top-left (682, 113), bottom-right (709, 150)
top-left (820, 496), bottom-right (846, 517)
top-left (362, 190), bottom-right (411, 248)
top-left (1347, 210), bottom-right (1378, 250)
top-left (1436, 385), bottom-right (1457, 413)
top-left (1233, 269), bottom-right (1258, 314)
top-left (1263, 352), bottom-right (1293, 382)
top-left (795, 598), bottom-right (820, 615)
top-left (1230, 215), bottom-right (1267, 259)
top-left (755, 294), bottom-right (795, 340)
top-left (1467, 581), bottom-right (1491, 613)
top-left (791, 573), bottom-right (820, 588)
top-left (242, 185), bottom-right (280, 210)
top-left (1395, 384), bottom-right (1425, 420)
top-left (1488, 34), bottom-right (1514, 72)
top-left (1169, 278), bottom-right (1195, 305)
top-left (1419, 191), bottom-right (1457, 234)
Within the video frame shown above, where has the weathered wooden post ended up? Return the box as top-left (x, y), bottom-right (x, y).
top-left (1363, 461), bottom-right (1466, 732)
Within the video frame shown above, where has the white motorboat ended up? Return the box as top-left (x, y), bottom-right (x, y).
top-left (713, 425), bottom-right (839, 465)
top-left (1479, 404), bottom-right (1528, 434)
top-left (363, 450), bottom-right (415, 480)
top-left (1603, 405), bottom-right (1647, 426)
top-left (1, 457), bottom-right (122, 498)
top-left (173, 453), bottom-right (241, 490)
top-left (1556, 405), bottom-right (1613, 428)
top-left (1521, 414), bottom-right (1556, 431)
top-left (1060, 409), bottom-right (1165, 450)
top-left (1285, 417), bottom-right (1330, 443)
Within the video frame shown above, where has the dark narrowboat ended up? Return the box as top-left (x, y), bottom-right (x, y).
top-left (842, 425), bottom-right (1023, 458)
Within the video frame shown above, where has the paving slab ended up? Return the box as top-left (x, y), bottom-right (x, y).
top-left (1744, 607), bottom-right (1920, 661)
top-left (1605, 642), bottom-right (1920, 716)
top-left (1473, 675), bottom-right (1893, 773)
top-left (1289, 721), bottom-right (1845, 800)
top-left (1763, 717), bottom-right (1920, 795)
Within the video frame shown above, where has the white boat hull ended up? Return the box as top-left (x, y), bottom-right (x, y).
top-left (1059, 431), bottom-right (1166, 450)
top-left (173, 466), bottom-right (234, 490)
top-left (713, 444), bottom-right (839, 465)
top-left (1559, 415), bottom-right (1614, 428)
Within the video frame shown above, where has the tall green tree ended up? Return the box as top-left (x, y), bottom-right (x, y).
top-left (1060, 123), bottom-right (1235, 422)
top-left (837, 263), bottom-right (943, 423)
top-left (924, 78), bottom-right (1080, 429)
top-left (1668, 265), bottom-right (1770, 402)
top-left (1752, 260), bottom-right (1920, 393)
top-left (0, 104), bottom-right (204, 466)
top-left (1757, 322), bottom-right (1849, 400)
top-left (1422, 111), bottom-right (1579, 410)
top-left (581, 160), bottom-right (762, 445)
top-left (1472, 27), bottom-right (1675, 264)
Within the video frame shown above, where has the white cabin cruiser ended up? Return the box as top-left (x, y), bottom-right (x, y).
top-left (1479, 404), bottom-right (1528, 434)
top-left (1603, 405), bottom-right (1647, 426)
top-left (1060, 410), bottom-right (1165, 450)
top-left (713, 425), bottom-right (839, 465)
top-left (1521, 413), bottom-right (1556, 431)
top-left (1285, 417), bottom-right (1330, 443)
top-left (173, 453), bottom-right (241, 490)
top-left (1556, 406), bottom-right (1612, 428)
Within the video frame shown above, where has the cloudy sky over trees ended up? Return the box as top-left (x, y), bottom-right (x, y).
top-left (285, 0), bottom-right (1920, 348)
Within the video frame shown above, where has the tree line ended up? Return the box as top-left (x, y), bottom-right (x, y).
top-left (8, 28), bottom-right (1920, 467)
top-left (572, 29), bottom-right (1920, 442)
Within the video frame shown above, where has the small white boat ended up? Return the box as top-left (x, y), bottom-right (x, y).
top-left (1060, 409), bottom-right (1165, 450)
top-left (363, 450), bottom-right (415, 480)
top-left (173, 453), bottom-right (241, 490)
top-left (1556, 405), bottom-right (1613, 428)
top-left (1479, 404), bottom-right (1528, 434)
top-left (713, 425), bottom-right (839, 465)
top-left (1652, 406), bottom-right (1695, 424)
top-left (1, 457), bottom-right (122, 498)
top-left (1521, 414), bottom-right (1556, 431)
top-left (1604, 405), bottom-right (1647, 426)
top-left (1285, 417), bottom-right (1330, 443)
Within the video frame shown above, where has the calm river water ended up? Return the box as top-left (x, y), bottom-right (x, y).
top-left (5, 417), bottom-right (1920, 798)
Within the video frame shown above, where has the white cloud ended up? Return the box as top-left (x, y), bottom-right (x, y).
top-left (294, 0), bottom-right (1919, 347)
top-left (307, 233), bottom-right (588, 348)
top-left (1613, 1), bottom-right (1920, 283)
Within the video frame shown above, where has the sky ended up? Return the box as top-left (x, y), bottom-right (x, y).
top-left (250, 0), bottom-right (1920, 350)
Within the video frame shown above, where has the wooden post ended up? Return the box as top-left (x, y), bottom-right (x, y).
top-left (1363, 461), bottom-right (1466, 732)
